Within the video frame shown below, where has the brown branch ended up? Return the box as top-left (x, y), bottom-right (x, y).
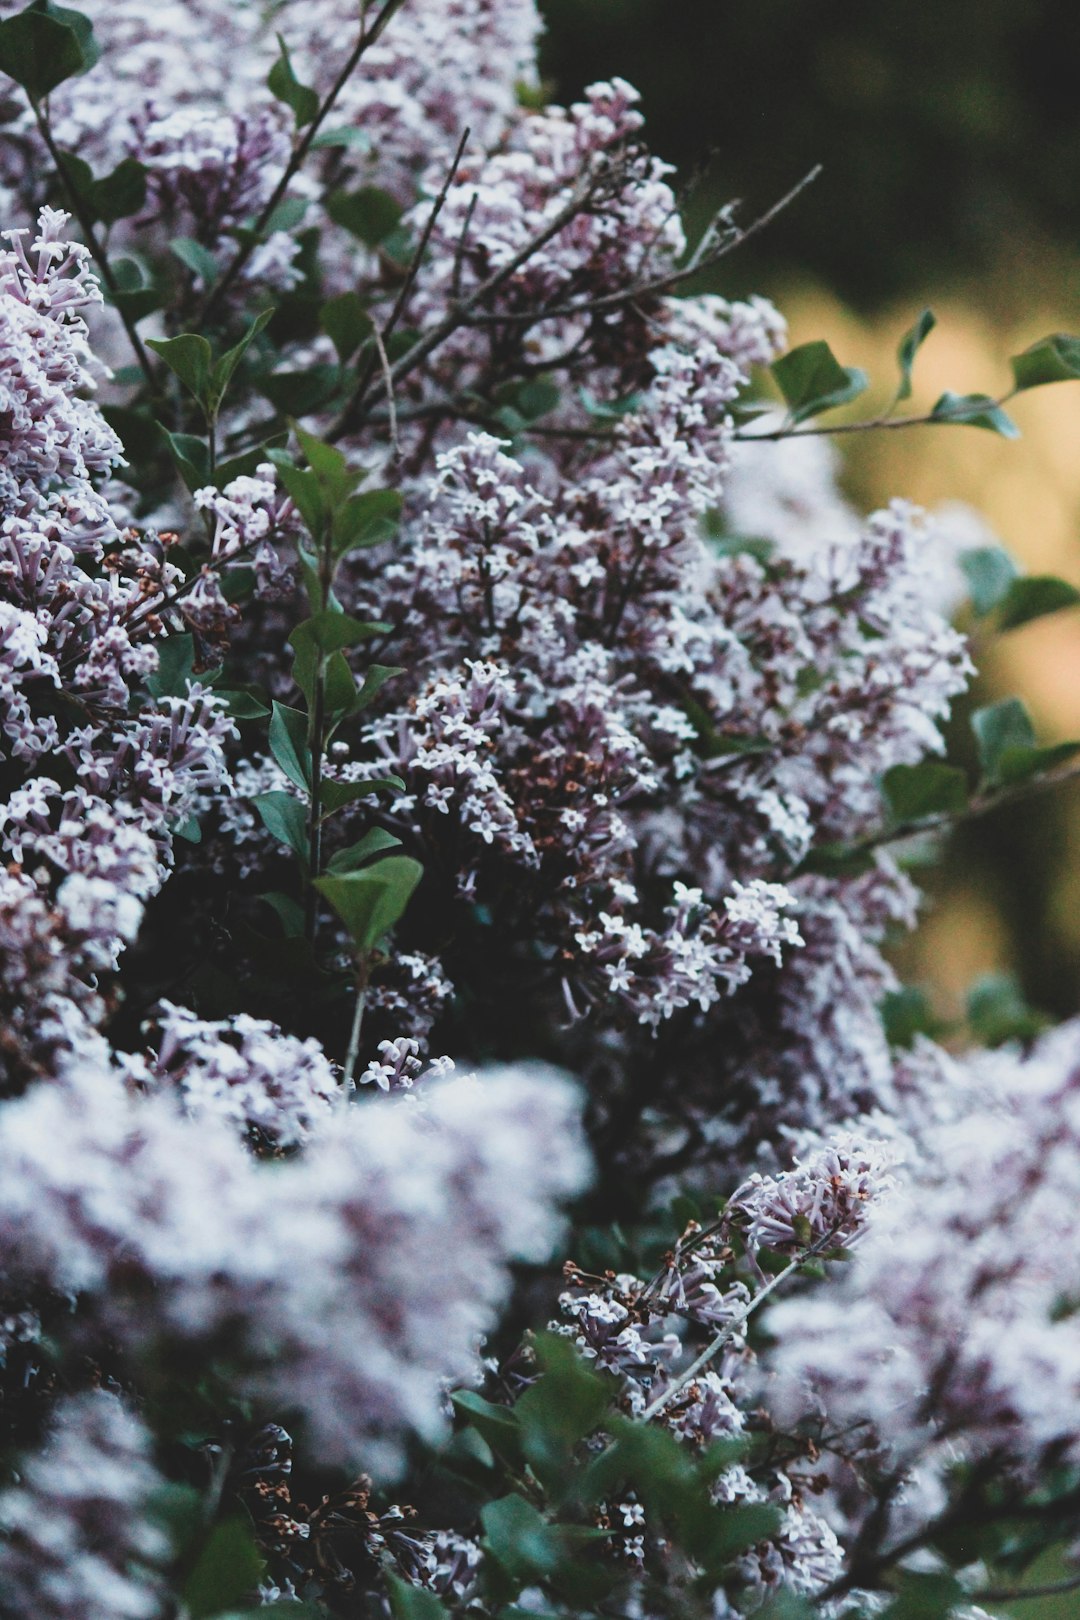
top-left (735, 386), bottom-right (1019, 444)
top-left (202, 0), bottom-right (411, 319)
top-left (326, 154), bottom-right (627, 442)
top-left (460, 164), bottom-right (823, 329)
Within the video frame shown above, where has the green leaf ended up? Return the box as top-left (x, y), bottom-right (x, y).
top-left (515, 1333), bottom-right (610, 1487)
top-left (321, 291), bottom-right (373, 364)
top-left (146, 633), bottom-right (195, 699)
top-left (170, 236), bottom-right (220, 288)
top-left (896, 307), bottom-right (936, 401)
top-left (771, 340), bottom-right (869, 425)
top-left (314, 854), bottom-right (422, 951)
top-left (385, 1573), bottom-right (450, 1620)
top-left (880, 985), bottom-right (939, 1048)
top-left (267, 32), bottom-right (318, 127)
top-left (260, 366), bottom-right (342, 417)
top-left (930, 390), bottom-right (1020, 438)
top-left (960, 544), bottom-right (1019, 615)
top-left (91, 155), bottom-right (146, 223)
top-left (259, 891), bottom-right (305, 937)
top-left (1011, 332), bottom-right (1080, 392)
top-left (451, 1390), bottom-right (523, 1460)
top-left (971, 697), bottom-right (1035, 785)
top-left (319, 777), bottom-right (404, 813)
top-left (147, 332), bottom-right (213, 410)
top-left (310, 124), bottom-right (373, 151)
top-left (881, 761), bottom-right (968, 823)
top-left (106, 257), bottom-right (162, 322)
top-left (172, 813), bottom-right (202, 844)
top-left (208, 309), bottom-right (274, 419)
top-left (353, 662), bottom-right (402, 711)
top-left (327, 185), bottom-right (403, 246)
top-left (881, 1570), bottom-right (965, 1620)
top-left (267, 454), bottom-right (326, 539)
top-left (288, 612), bottom-right (386, 707)
top-left (0, 1), bottom-right (99, 101)
top-left (159, 426), bottom-right (211, 494)
top-left (326, 827), bottom-right (402, 873)
top-left (994, 738), bottom-right (1080, 786)
top-left (332, 487), bottom-right (402, 556)
top-left (481, 1495), bottom-right (562, 1582)
top-left (967, 972), bottom-right (1045, 1047)
top-left (996, 573), bottom-right (1080, 631)
top-left (182, 1517), bottom-right (264, 1619)
top-left (252, 791), bottom-right (307, 860)
top-left (268, 702), bottom-right (311, 790)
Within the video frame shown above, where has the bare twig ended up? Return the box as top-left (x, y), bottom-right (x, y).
top-left (327, 156), bottom-right (624, 441)
top-left (203, 0), bottom-right (411, 319)
top-left (461, 164), bottom-right (823, 330)
top-left (450, 189), bottom-right (479, 302)
top-left (371, 322), bottom-right (399, 456)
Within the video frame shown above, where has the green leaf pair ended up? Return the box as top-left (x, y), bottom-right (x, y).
top-left (0, 0), bottom-right (98, 102)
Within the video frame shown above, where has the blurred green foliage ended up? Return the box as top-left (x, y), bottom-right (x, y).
top-left (540, 0), bottom-right (1080, 307)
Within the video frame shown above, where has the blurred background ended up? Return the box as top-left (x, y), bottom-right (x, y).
top-left (540, 0), bottom-right (1080, 1048)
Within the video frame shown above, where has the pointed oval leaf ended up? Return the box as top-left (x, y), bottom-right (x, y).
top-left (930, 391), bottom-right (1019, 439)
top-left (314, 854), bottom-right (421, 951)
top-left (896, 307), bottom-right (935, 401)
top-left (771, 340), bottom-right (869, 425)
top-left (1011, 332), bottom-right (1080, 392)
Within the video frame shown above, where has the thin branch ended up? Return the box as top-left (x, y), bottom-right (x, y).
top-left (371, 322), bottom-right (399, 456)
top-left (451, 189), bottom-right (479, 302)
top-left (327, 156), bottom-right (624, 441)
top-left (735, 387), bottom-right (1018, 444)
top-left (975, 1572), bottom-right (1080, 1604)
top-left (798, 750), bottom-right (1080, 876)
top-left (461, 165), bottom-right (823, 330)
top-left (203, 0), bottom-right (411, 319)
top-left (31, 102), bottom-right (156, 388)
top-left (640, 1253), bottom-right (804, 1423)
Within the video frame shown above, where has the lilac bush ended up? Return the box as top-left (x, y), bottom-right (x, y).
top-left (0, 2), bottom-right (1079, 1616)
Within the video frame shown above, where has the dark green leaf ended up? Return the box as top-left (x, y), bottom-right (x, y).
top-left (314, 854), bottom-right (421, 951)
top-left (146, 332), bottom-right (213, 409)
top-left (327, 186), bottom-right (403, 246)
top-left (90, 155), bottom-right (145, 223)
top-left (159, 426), bottom-right (211, 494)
top-left (259, 891), bottom-right (305, 937)
top-left (451, 1390), bottom-right (523, 1460)
top-left (106, 257), bottom-right (162, 322)
top-left (319, 777), bottom-right (404, 813)
top-left (385, 1573), bottom-right (450, 1620)
top-left (268, 702), bottom-right (311, 790)
top-left (994, 738), bottom-right (1080, 786)
top-left (182, 1518), bottom-right (264, 1619)
top-left (267, 453), bottom-right (326, 539)
top-left (880, 986), bottom-right (938, 1048)
top-left (267, 32), bottom-right (318, 127)
top-left (353, 663), bottom-right (403, 711)
top-left (881, 1570), bottom-right (965, 1620)
top-left (261, 366), bottom-right (342, 417)
top-left (971, 697), bottom-right (1036, 784)
top-left (170, 237), bottom-right (219, 288)
top-left (515, 1333), bottom-right (610, 1487)
top-left (930, 391), bottom-right (1019, 438)
top-left (172, 814), bottom-right (202, 844)
top-left (481, 1495), bottom-right (562, 1581)
top-left (252, 791), bottom-right (308, 859)
top-left (771, 340), bottom-right (869, 424)
top-left (0, 1), bottom-right (99, 101)
top-left (321, 291), bottom-right (373, 363)
top-left (326, 827), bottom-right (402, 873)
top-left (896, 307), bottom-right (936, 401)
top-left (967, 972), bottom-right (1046, 1047)
top-left (882, 761), bottom-right (968, 823)
top-left (960, 544), bottom-right (1019, 615)
top-left (146, 633), bottom-right (195, 699)
top-left (208, 309), bottom-right (274, 418)
top-left (996, 573), bottom-right (1080, 631)
top-left (332, 487), bottom-right (402, 556)
top-left (1010, 332), bottom-right (1080, 392)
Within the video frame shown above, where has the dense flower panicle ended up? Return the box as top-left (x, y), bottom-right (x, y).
top-left (0, 1389), bottom-right (168, 1620)
top-left (732, 1131), bottom-right (895, 1254)
top-left (765, 1021), bottom-right (1080, 1495)
top-left (0, 1063), bottom-right (588, 1472)
top-left (127, 1001), bottom-right (340, 1146)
